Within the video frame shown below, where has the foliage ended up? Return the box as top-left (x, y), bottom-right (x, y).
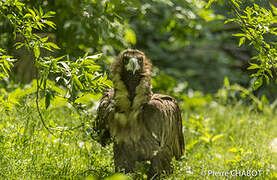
top-left (208, 0), bottom-right (277, 90)
top-left (0, 0), bottom-right (258, 94)
top-left (0, 0), bottom-right (112, 133)
top-left (1, 0), bottom-right (276, 96)
top-left (22, 0), bottom-right (139, 56)
top-left (0, 48), bottom-right (15, 79)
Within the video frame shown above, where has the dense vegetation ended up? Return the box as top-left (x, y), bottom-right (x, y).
top-left (0, 0), bottom-right (276, 179)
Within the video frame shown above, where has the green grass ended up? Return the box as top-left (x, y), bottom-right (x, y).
top-left (0, 94), bottom-right (276, 179)
top-left (172, 102), bottom-right (277, 179)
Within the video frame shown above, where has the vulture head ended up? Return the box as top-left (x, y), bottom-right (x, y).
top-left (111, 49), bottom-right (152, 112)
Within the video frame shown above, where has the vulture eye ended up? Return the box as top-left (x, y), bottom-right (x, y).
top-left (138, 57), bottom-right (143, 63)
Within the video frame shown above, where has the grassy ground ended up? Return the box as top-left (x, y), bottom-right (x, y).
top-left (0, 91), bottom-right (276, 179)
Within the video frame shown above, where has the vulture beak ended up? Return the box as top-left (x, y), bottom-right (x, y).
top-left (126, 57), bottom-right (140, 75)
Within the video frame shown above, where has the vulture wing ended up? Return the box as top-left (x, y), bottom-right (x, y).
top-left (144, 94), bottom-right (184, 159)
top-left (93, 88), bottom-right (114, 146)
top-left (94, 89), bottom-right (184, 159)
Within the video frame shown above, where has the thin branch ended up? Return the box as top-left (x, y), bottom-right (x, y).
top-left (70, 122), bottom-right (85, 131)
top-left (35, 66), bottom-right (55, 136)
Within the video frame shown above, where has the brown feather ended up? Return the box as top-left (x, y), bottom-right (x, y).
top-left (93, 49), bottom-right (184, 178)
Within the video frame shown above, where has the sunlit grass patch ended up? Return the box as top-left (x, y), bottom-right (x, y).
top-left (0, 90), bottom-right (276, 179)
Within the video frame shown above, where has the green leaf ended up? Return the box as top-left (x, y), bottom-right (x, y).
top-left (238, 37), bottom-right (245, 47)
top-left (224, 19), bottom-right (236, 24)
top-left (270, 3), bottom-right (277, 15)
top-left (73, 75), bottom-right (84, 90)
top-left (37, 22), bottom-right (45, 30)
top-left (0, 48), bottom-right (5, 53)
top-left (261, 95), bottom-right (269, 105)
top-left (15, 42), bottom-right (24, 49)
top-left (6, 14), bottom-right (13, 19)
top-left (200, 136), bottom-right (210, 143)
top-left (54, 56), bottom-right (65, 62)
top-left (45, 90), bottom-right (52, 109)
top-left (46, 42), bottom-right (60, 50)
top-left (43, 11), bottom-right (56, 18)
top-left (41, 37), bottom-right (49, 43)
top-left (267, 69), bottom-right (273, 78)
top-left (44, 21), bottom-right (56, 29)
top-left (124, 28), bottom-right (136, 45)
top-left (28, 8), bottom-right (36, 16)
top-left (42, 46), bottom-right (53, 52)
top-left (232, 33), bottom-right (246, 37)
top-left (253, 77), bottom-right (263, 90)
top-left (23, 13), bottom-right (33, 18)
top-left (104, 79), bottom-right (113, 88)
top-left (39, 7), bottom-right (43, 16)
top-left (231, 0), bottom-right (240, 9)
top-left (0, 64), bottom-right (8, 75)
top-left (33, 46), bottom-right (40, 59)
top-left (212, 134), bottom-right (224, 142)
top-left (206, 0), bottom-right (217, 8)
top-left (224, 77), bottom-right (230, 87)
top-left (3, 60), bottom-right (11, 72)
top-left (247, 63), bottom-right (260, 70)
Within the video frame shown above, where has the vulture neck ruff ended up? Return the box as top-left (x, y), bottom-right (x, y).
top-left (110, 50), bottom-right (152, 142)
top-left (120, 70), bottom-right (141, 103)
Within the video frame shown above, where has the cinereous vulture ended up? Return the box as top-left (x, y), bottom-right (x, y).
top-left (93, 49), bottom-right (184, 178)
